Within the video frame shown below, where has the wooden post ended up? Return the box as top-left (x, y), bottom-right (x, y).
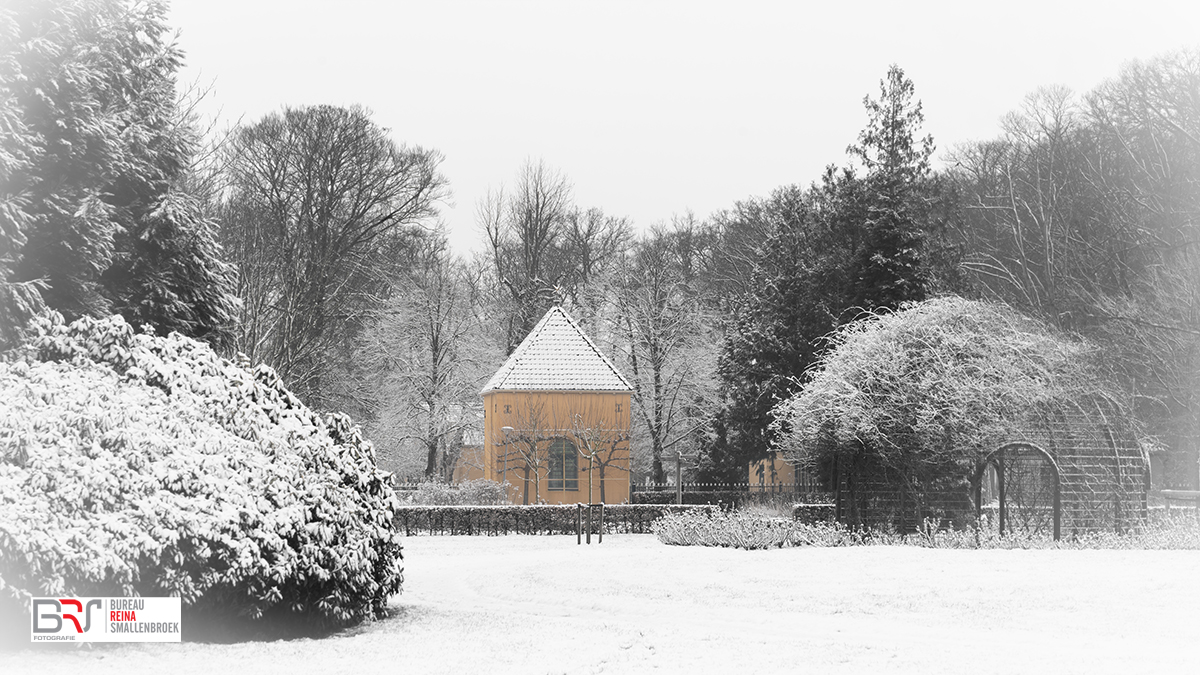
top-left (973, 465), bottom-right (982, 526)
top-left (997, 451), bottom-right (1007, 537)
top-left (586, 504), bottom-right (592, 545)
top-left (833, 455), bottom-right (842, 522)
top-left (589, 453), bottom-right (595, 506)
top-left (676, 451), bottom-right (683, 505)
top-left (576, 503), bottom-right (582, 545)
top-left (1142, 460), bottom-right (1150, 524)
top-left (598, 503), bottom-right (604, 544)
top-left (1052, 471), bottom-right (1061, 541)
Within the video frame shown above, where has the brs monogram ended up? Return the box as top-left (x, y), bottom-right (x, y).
top-left (32, 598), bottom-right (103, 635)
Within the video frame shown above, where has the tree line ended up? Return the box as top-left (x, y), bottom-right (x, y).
top-left (3, 0), bottom-right (1196, 487)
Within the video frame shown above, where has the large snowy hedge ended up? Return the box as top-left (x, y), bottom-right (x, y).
top-left (0, 315), bottom-right (403, 627)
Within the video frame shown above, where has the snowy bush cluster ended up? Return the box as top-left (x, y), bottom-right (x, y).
top-left (653, 509), bottom-right (1200, 550)
top-left (652, 510), bottom-right (801, 550)
top-left (904, 513), bottom-right (1200, 550)
top-left (0, 314), bottom-right (403, 627)
top-left (404, 479), bottom-right (510, 505)
top-left (393, 503), bottom-right (715, 536)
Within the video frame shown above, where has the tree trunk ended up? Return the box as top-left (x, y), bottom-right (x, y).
top-left (651, 439), bottom-right (665, 484)
top-left (424, 439), bottom-right (439, 479)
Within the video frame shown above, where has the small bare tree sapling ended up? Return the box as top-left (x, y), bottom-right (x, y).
top-left (571, 411), bottom-right (632, 504)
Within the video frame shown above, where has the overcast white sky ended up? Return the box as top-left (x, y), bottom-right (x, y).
top-left (169, 0), bottom-right (1200, 255)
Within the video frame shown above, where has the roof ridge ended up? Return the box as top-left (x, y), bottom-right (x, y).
top-left (480, 306), bottom-right (632, 393)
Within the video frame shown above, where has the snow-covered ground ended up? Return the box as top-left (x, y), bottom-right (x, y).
top-left (5, 534), bottom-right (1198, 674)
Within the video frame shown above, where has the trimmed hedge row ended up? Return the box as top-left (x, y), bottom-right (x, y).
top-left (631, 490), bottom-right (835, 508)
top-left (393, 504), bottom-right (717, 536)
top-left (632, 491), bottom-right (749, 506)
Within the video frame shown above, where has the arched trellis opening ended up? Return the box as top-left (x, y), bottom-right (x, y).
top-left (973, 442), bottom-right (1062, 540)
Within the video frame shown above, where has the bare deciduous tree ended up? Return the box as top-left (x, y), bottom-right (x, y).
top-left (493, 395), bottom-right (555, 505)
top-left (561, 206), bottom-right (633, 322)
top-left (217, 104), bottom-right (447, 409)
top-left (357, 232), bottom-right (499, 479)
top-left (479, 159), bottom-right (633, 350)
top-left (617, 224), bottom-right (719, 484)
top-left (949, 52), bottom-right (1200, 485)
top-left (571, 410), bottom-right (632, 504)
top-left (481, 159), bottom-right (574, 351)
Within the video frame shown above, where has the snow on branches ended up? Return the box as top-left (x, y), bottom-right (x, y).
top-left (0, 314), bottom-right (402, 627)
top-left (772, 297), bottom-right (1112, 478)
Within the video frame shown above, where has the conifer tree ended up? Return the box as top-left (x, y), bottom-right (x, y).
top-left (847, 64), bottom-right (936, 310)
top-left (706, 66), bottom-right (947, 480)
top-left (0, 0), bottom-right (238, 345)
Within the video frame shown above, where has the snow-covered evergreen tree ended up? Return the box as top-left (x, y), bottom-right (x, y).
top-left (0, 0), bottom-right (239, 345)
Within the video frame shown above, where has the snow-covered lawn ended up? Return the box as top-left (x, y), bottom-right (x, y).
top-left (5, 534), bottom-right (1198, 674)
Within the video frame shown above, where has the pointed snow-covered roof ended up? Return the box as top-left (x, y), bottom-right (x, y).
top-left (481, 306), bottom-right (632, 393)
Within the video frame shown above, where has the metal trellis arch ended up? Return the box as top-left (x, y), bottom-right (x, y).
top-left (973, 442), bottom-right (1063, 541)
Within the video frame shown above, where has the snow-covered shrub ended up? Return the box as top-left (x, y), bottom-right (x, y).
top-left (654, 510), bottom-right (1200, 550)
top-left (653, 509), bottom-right (899, 549)
top-left (456, 479), bottom-right (510, 505)
top-left (652, 510), bottom-right (798, 550)
top-left (0, 314), bottom-right (403, 627)
top-left (791, 503), bottom-right (836, 523)
top-left (405, 482), bottom-right (456, 505)
top-left (406, 479), bottom-right (508, 505)
top-left (904, 514), bottom-right (1200, 550)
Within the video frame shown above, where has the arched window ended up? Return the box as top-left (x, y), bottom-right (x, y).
top-left (548, 438), bottom-right (578, 491)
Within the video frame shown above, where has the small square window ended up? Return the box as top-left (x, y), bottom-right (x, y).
top-left (504, 404), bottom-right (511, 414)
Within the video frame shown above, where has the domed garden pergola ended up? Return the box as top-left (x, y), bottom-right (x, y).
top-left (830, 395), bottom-right (1150, 539)
top-left (775, 298), bottom-right (1155, 539)
top-left (971, 396), bottom-right (1150, 539)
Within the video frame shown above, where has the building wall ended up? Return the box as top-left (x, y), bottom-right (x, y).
top-left (482, 390), bottom-right (632, 504)
top-left (748, 454), bottom-right (796, 491)
top-left (451, 445), bottom-right (486, 483)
